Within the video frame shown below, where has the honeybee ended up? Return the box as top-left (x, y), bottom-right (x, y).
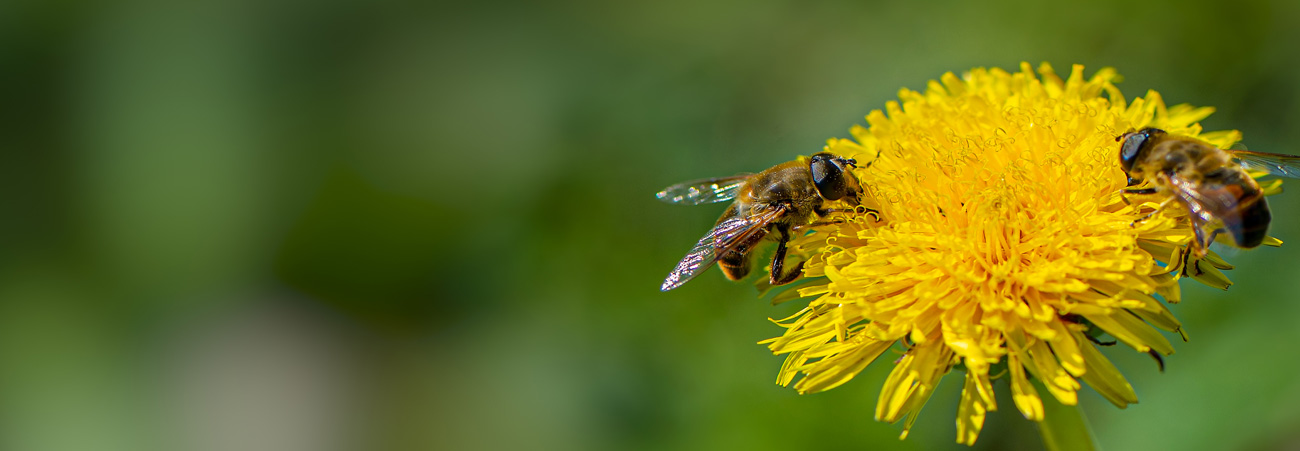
top-left (1118, 127), bottom-right (1300, 257)
top-left (657, 152), bottom-right (869, 291)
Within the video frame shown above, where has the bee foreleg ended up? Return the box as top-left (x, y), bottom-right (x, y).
top-left (1130, 197), bottom-right (1176, 227)
top-left (815, 205), bottom-right (877, 216)
top-left (770, 225), bottom-right (804, 286)
top-left (811, 205), bottom-right (881, 225)
top-left (794, 217), bottom-right (854, 233)
top-left (1121, 186), bottom-right (1159, 206)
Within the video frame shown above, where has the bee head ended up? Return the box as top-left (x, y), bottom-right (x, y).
top-left (810, 152), bottom-right (860, 201)
top-left (1118, 127), bottom-right (1164, 174)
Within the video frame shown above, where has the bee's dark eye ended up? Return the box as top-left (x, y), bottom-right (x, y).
top-left (810, 153), bottom-right (848, 200)
top-left (1119, 128), bottom-right (1163, 173)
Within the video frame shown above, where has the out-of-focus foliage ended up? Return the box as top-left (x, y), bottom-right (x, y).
top-left (2, 0), bottom-right (1299, 450)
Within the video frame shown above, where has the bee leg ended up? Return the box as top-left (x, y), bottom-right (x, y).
top-left (1190, 219), bottom-right (1217, 255)
top-left (1121, 186), bottom-right (1158, 206)
top-left (1168, 213), bottom-right (1220, 278)
top-left (815, 206), bottom-right (876, 215)
top-left (1176, 245), bottom-right (1191, 276)
top-left (795, 216), bottom-right (865, 233)
top-left (816, 205), bottom-right (857, 222)
top-left (796, 219), bottom-right (845, 231)
top-left (812, 205), bottom-right (882, 224)
top-left (770, 226), bottom-right (804, 286)
top-left (1084, 334), bottom-right (1117, 347)
top-left (798, 216), bottom-right (848, 231)
top-left (1147, 349), bottom-right (1165, 373)
top-left (1130, 197), bottom-right (1175, 227)
top-left (1190, 234), bottom-right (1209, 258)
top-left (1176, 243), bottom-right (1208, 278)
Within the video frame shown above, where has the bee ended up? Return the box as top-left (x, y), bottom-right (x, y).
top-left (1118, 127), bottom-right (1300, 257)
top-left (657, 152), bottom-right (869, 291)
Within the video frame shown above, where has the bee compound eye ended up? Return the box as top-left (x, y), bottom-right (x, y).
top-left (811, 155), bottom-right (847, 200)
top-left (1119, 131), bottom-right (1149, 173)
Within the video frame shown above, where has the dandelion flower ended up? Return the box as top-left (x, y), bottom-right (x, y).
top-left (762, 62), bottom-right (1281, 445)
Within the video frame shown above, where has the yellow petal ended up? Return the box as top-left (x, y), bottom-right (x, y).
top-left (1074, 331), bottom-right (1138, 408)
top-left (1008, 351), bottom-right (1045, 421)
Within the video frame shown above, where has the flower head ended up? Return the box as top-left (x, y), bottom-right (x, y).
top-left (763, 63), bottom-right (1280, 445)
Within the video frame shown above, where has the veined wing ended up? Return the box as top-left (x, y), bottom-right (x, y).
top-left (1167, 176), bottom-right (1244, 249)
top-left (1168, 177), bottom-right (1238, 223)
top-left (1231, 149), bottom-right (1300, 178)
top-left (656, 175), bottom-right (750, 205)
top-left (660, 206), bottom-right (784, 291)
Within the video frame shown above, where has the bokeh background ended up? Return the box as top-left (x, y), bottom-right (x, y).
top-left (4, 0), bottom-right (1300, 450)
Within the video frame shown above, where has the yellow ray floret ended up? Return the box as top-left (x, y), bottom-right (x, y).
top-left (762, 62), bottom-right (1272, 445)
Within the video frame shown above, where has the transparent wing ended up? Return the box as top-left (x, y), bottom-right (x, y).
top-left (1167, 176), bottom-right (1242, 250)
top-left (655, 175), bottom-right (750, 205)
top-left (1230, 150), bottom-right (1300, 178)
top-left (660, 206), bottom-right (784, 291)
top-left (1167, 177), bottom-right (1238, 226)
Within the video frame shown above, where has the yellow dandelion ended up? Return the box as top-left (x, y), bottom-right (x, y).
top-left (762, 62), bottom-right (1282, 446)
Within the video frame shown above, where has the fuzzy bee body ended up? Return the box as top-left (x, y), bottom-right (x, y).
top-left (657, 153), bottom-right (864, 291)
top-left (1118, 128), bottom-right (1298, 254)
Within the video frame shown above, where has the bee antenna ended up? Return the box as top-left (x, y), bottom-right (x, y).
top-left (864, 149), bottom-right (882, 168)
top-left (1115, 128), bottom-right (1137, 142)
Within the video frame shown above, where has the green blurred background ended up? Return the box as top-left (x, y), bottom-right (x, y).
top-left (4, 0), bottom-right (1300, 450)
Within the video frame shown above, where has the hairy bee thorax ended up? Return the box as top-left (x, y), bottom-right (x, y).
top-left (658, 152), bottom-right (864, 291)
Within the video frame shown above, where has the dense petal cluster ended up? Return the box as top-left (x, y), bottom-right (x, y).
top-left (763, 63), bottom-right (1276, 445)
